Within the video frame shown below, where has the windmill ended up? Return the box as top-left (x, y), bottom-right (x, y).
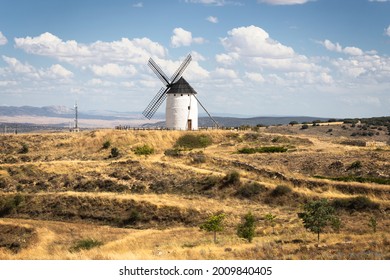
top-left (143, 54), bottom-right (218, 130)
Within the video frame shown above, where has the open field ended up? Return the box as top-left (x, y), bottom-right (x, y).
top-left (0, 123), bottom-right (389, 259)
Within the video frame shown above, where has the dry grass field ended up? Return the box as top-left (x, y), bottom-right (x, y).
top-left (0, 123), bottom-right (389, 260)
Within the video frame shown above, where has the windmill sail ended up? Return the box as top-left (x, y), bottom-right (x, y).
top-left (142, 87), bottom-right (168, 119)
top-left (142, 54), bottom-right (193, 120)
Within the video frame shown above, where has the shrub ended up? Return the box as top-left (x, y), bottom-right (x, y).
top-left (237, 212), bottom-right (257, 242)
top-left (110, 147), bottom-right (120, 158)
top-left (348, 160), bottom-right (362, 170)
top-left (332, 196), bottom-right (379, 211)
top-left (368, 216), bottom-right (377, 233)
top-left (235, 182), bottom-right (265, 198)
top-left (134, 144), bottom-right (154, 156)
top-left (270, 185), bottom-right (292, 197)
top-left (122, 209), bottom-right (142, 226)
top-left (237, 146), bottom-right (287, 154)
top-left (102, 141), bottom-right (111, 149)
top-left (70, 238), bottom-right (103, 252)
top-left (222, 170), bottom-right (240, 186)
top-left (175, 134), bottom-right (212, 149)
top-left (164, 148), bottom-right (183, 157)
top-left (19, 144), bottom-right (29, 154)
top-left (191, 152), bottom-right (206, 164)
top-left (301, 124), bottom-right (309, 130)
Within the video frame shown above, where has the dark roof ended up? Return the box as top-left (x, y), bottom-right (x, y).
top-left (167, 77), bottom-right (197, 94)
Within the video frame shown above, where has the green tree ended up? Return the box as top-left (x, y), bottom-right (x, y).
top-left (298, 199), bottom-right (340, 244)
top-left (200, 213), bottom-right (226, 243)
top-left (264, 213), bottom-right (277, 233)
top-left (368, 216), bottom-right (377, 233)
top-left (237, 212), bottom-right (256, 242)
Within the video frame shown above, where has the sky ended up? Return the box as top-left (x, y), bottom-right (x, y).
top-left (0, 0), bottom-right (389, 118)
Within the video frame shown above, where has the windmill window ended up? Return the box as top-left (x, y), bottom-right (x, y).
top-left (188, 106), bottom-right (190, 110)
top-left (181, 94), bottom-right (183, 96)
top-left (174, 94), bottom-right (176, 96)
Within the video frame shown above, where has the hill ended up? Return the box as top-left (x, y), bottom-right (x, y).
top-left (0, 124), bottom-right (389, 260)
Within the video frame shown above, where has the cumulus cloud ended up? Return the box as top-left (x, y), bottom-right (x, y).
top-left (46, 64), bottom-right (74, 79)
top-left (2, 55), bottom-right (73, 80)
top-left (321, 39), bottom-right (363, 56)
top-left (15, 32), bottom-right (167, 66)
top-left (245, 72), bottom-right (265, 83)
top-left (221, 25), bottom-right (295, 58)
top-left (206, 16), bottom-right (219, 23)
top-left (213, 67), bottom-right (238, 79)
top-left (0, 31), bottom-right (7, 45)
top-left (170, 28), bottom-right (205, 48)
top-left (259, 0), bottom-right (311, 5)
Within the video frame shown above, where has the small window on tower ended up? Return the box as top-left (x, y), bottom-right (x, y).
top-left (181, 94), bottom-right (183, 96)
top-left (174, 94), bottom-right (176, 96)
top-left (188, 106), bottom-right (190, 110)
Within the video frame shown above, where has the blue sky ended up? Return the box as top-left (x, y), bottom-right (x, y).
top-left (0, 0), bottom-right (389, 118)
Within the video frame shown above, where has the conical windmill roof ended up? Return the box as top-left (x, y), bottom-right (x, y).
top-left (167, 77), bottom-right (197, 94)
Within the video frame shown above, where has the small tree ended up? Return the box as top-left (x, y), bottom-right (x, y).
top-left (264, 213), bottom-right (277, 233)
top-left (19, 143), bottom-right (29, 154)
top-left (200, 213), bottom-right (226, 243)
top-left (237, 212), bottom-right (256, 242)
top-left (298, 199), bottom-right (340, 244)
top-left (368, 216), bottom-right (377, 233)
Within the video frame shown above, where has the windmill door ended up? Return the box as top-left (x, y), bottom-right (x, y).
top-left (187, 119), bottom-right (192, 130)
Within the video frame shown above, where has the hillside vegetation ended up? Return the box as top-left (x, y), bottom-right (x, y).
top-left (0, 124), bottom-right (389, 260)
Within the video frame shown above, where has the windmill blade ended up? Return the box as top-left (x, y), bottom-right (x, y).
top-left (170, 54), bottom-right (192, 84)
top-left (142, 87), bottom-right (168, 119)
top-left (148, 58), bottom-right (170, 86)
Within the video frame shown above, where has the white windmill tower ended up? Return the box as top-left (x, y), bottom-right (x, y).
top-left (143, 54), bottom-right (218, 130)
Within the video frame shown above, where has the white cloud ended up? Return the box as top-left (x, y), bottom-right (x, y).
top-left (15, 32), bottom-right (167, 66)
top-left (206, 16), bottom-right (218, 23)
top-left (170, 28), bottom-right (205, 48)
top-left (215, 52), bottom-right (239, 65)
top-left (321, 39), bottom-right (363, 56)
top-left (90, 63), bottom-right (137, 77)
top-left (221, 25), bottom-right (295, 58)
top-left (386, 25), bottom-right (390, 36)
top-left (259, 0), bottom-right (311, 5)
top-left (46, 64), bottom-right (73, 79)
top-left (213, 67), bottom-right (238, 79)
top-left (132, 2), bottom-right (143, 8)
top-left (0, 31), bottom-right (7, 45)
top-left (245, 72), bottom-right (265, 83)
top-left (2, 55), bottom-right (73, 80)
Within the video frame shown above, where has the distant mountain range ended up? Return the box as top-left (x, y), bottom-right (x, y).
top-left (0, 105), bottom-right (331, 128)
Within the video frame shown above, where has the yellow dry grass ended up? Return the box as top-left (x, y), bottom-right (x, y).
top-left (0, 127), bottom-right (389, 259)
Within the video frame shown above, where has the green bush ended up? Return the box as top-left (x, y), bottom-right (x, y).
top-left (70, 238), bottom-right (103, 252)
top-left (332, 196), bottom-right (380, 211)
top-left (174, 134), bottom-right (212, 149)
top-left (19, 143), bottom-right (29, 154)
top-left (134, 144), bottom-right (154, 156)
top-left (301, 124), bottom-right (309, 130)
top-left (270, 185), bottom-right (292, 197)
top-left (237, 212), bottom-right (257, 242)
top-left (164, 148), bottom-right (183, 157)
top-left (110, 147), bottom-right (120, 158)
top-left (222, 170), bottom-right (240, 186)
top-left (348, 160), bottom-right (362, 170)
top-left (102, 141), bottom-right (111, 149)
top-left (237, 146), bottom-right (288, 154)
